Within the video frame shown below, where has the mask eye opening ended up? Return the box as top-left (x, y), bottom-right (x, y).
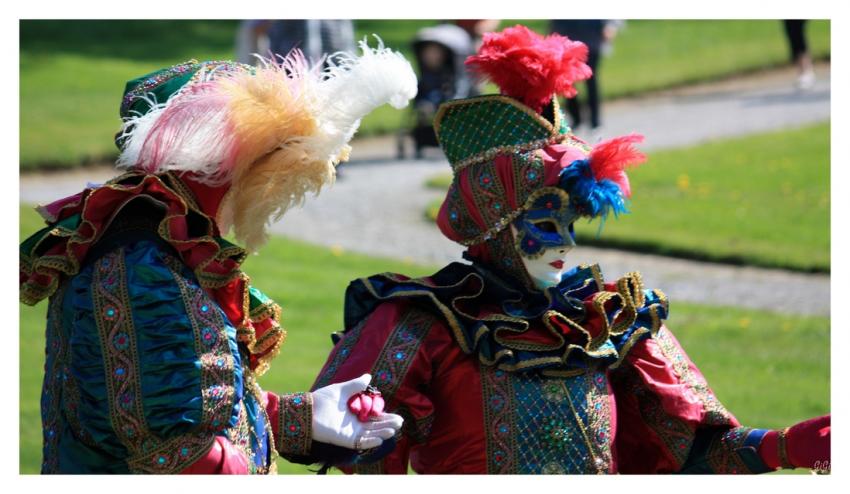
top-left (532, 219), bottom-right (559, 234)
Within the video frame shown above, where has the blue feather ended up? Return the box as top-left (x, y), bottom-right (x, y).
top-left (558, 159), bottom-right (629, 221)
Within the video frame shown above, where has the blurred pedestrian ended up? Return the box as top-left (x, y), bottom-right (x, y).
top-left (454, 19), bottom-right (501, 51)
top-left (253, 20), bottom-right (355, 66)
top-left (453, 20), bottom-right (501, 95)
top-left (234, 20), bottom-right (269, 65)
top-left (783, 20), bottom-right (815, 89)
top-left (409, 23), bottom-right (475, 157)
top-left (550, 20), bottom-right (621, 140)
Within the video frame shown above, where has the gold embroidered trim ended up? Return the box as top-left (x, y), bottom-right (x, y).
top-left (164, 255), bottom-right (238, 433)
top-left (92, 250), bottom-right (215, 473)
top-left (561, 378), bottom-right (608, 473)
top-left (452, 136), bottom-right (565, 174)
top-left (368, 308), bottom-right (433, 396)
top-left (276, 392), bottom-right (313, 457)
top-left (434, 95), bottom-right (559, 139)
top-left (21, 172), bottom-right (248, 305)
top-left (480, 364), bottom-right (518, 474)
top-left (654, 327), bottom-right (733, 425)
top-left (360, 269), bottom-right (661, 374)
top-left (434, 95), bottom-right (567, 172)
top-left (234, 274), bottom-right (287, 377)
top-left (778, 427), bottom-right (794, 469)
top-left (40, 284), bottom-right (67, 473)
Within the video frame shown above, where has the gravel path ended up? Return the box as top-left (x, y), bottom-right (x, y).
top-left (20, 65), bottom-right (831, 316)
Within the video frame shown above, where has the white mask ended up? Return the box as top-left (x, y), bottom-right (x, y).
top-left (510, 224), bottom-right (575, 290)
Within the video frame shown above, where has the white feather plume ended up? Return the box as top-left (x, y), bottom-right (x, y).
top-left (112, 41), bottom-right (417, 251)
top-left (305, 36), bottom-right (418, 164)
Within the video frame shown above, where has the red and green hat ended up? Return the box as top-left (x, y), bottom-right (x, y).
top-left (435, 25), bottom-right (645, 250)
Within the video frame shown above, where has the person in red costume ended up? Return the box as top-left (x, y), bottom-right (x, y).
top-left (20, 42), bottom-right (418, 474)
top-left (311, 25), bottom-right (830, 474)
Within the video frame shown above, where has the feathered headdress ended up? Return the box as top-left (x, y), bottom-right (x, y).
top-left (465, 24), bottom-right (592, 114)
top-left (435, 25), bottom-right (646, 252)
top-left (116, 38), bottom-right (417, 250)
top-left (558, 134), bottom-right (647, 219)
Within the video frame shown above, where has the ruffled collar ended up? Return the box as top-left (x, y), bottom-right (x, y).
top-left (344, 261), bottom-right (669, 376)
top-left (20, 171), bottom-right (283, 375)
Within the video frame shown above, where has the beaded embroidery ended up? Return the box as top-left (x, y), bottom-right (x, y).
top-left (276, 392), bottom-right (313, 456)
top-left (120, 60), bottom-right (246, 118)
top-left (92, 250), bottom-right (214, 473)
top-left (40, 285), bottom-right (66, 473)
top-left (126, 433), bottom-right (215, 474)
top-left (348, 308), bottom-right (433, 473)
top-left (481, 366), bottom-right (518, 473)
top-left (480, 364), bottom-right (613, 474)
top-left (614, 362), bottom-right (695, 468)
top-left (705, 427), bottom-right (760, 474)
top-left (481, 226), bottom-right (532, 285)
top-left (434, 95), bottom-right (561, 169)
top-left (654, 328), bottom-right (733, 425)
top-left (369, 309), bottom-right (433, 396)
top-left (165, 256), bottom-right (237, 433)
top-left (226, 395), bottom-right (254, 469)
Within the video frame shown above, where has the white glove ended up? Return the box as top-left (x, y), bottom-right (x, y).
top-left (311, 373), bottom-right (404, 450)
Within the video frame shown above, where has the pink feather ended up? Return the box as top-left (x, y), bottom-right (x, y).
top-left (137, 81), bottom-right (235, 179)
top-left (588, 134), bottom-right (646, 198)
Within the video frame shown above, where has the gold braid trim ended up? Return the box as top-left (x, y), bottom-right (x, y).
top-left (359, 269), bottom-right (661, 374)
top-left (20, 172), bottom-right (248, 305)
top-left (778, 427), bottom-right (794, 469)
top-left (276, 392), bottom-right (313, 457)
top-left (235, 276), bottom-right (287, 376)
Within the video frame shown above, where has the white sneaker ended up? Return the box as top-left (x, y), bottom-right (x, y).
top-left (796, 70), bottom-right (816, 90)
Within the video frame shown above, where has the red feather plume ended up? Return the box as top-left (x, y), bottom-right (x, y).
top-left (588, 134), bottom-right (647, 198)
top-left (465, 25), bottom-right (592, 113)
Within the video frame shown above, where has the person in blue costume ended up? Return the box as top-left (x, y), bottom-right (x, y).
top-left (310, 25), bottom-right (831, 474)
top-left (20, 41), bottom-right (419, 474)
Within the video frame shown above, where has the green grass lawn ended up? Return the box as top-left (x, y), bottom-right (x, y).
top-left (19, 202), bottom-right (829, 474)
top-left (20, 19), bottom-right (829, 169)
top-left (426, 122), bottom-right (830, 272)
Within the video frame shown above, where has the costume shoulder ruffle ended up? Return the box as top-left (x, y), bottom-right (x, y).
top-left (20, 172), bottom-right (284, 375)
top-left (343, 262), bottom-right (669, 375)
top-left (20, 172), bottom-right (244, 305)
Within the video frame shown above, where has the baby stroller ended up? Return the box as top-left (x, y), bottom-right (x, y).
top-left (398, 23), bottom-right (475, 159)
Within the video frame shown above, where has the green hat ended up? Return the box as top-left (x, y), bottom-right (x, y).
top-left (116, 59), bottom-right (250, 148)
top-left (434, 95), bottom-right (569, 173)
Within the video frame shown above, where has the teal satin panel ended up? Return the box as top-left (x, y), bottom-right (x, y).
top-left (53, 238), bottom-right (245, 471)
top-left (127, 240), bottom-right (244, 436)
top-left (66, 264), bottom-right (129, 461)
